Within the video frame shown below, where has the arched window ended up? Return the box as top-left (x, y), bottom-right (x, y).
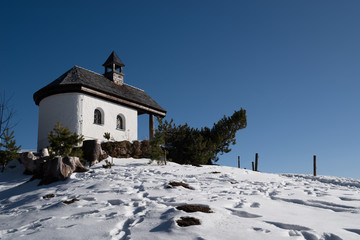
top-left (116, 114), bottom-right (125, 130)
top-left (94, 109), bottom-right (103, 125)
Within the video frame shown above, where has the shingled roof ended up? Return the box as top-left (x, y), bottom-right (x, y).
top-left (33, 66), bottom-right (166, 117)
top-left (103, 51), bottom-right (125, 67)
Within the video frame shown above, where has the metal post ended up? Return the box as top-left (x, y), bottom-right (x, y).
top-left (255, 153), bottom-right (258, 171)
top-left (313, 155), bottom-right (317, 176)
top-left (238, 156), bottom-right (240, 168)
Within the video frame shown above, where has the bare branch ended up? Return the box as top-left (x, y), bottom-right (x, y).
top-left (0, 90), bottom-right (16, 142)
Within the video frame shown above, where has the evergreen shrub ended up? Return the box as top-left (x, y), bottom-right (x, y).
top-left (0, 128), bottom-right (21, 172)
top-left (48, 122), bottom-right (84, 159)
top-left (150, 108), bottom-right (247, 165)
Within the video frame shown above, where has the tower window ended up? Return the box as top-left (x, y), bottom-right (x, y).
top-left (94, 108), bottom-right (103, 125)
top-left (116, 114), bottom-right (125, 130)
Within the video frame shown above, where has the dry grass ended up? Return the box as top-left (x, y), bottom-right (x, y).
top-left (176, 217), bottom-right (201, 227)
top-left (210, 171), bottom-right (221, 174)
top-left (63, 198), bottom-right (80, 204)
top-left (42, 194), bottom-right (55, 199)
top-left (167, 181), bottom-right (194, 190)
top-left (176, 205), bottom-right (212, 213)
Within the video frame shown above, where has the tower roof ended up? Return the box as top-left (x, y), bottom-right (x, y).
top-left (102, 51), bottom-right (125, 67)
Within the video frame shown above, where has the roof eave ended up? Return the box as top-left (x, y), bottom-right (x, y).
top-left (33, 85), bottom-right (166, 117)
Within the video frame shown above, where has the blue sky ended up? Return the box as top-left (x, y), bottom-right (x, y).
top-left (1, 0), bottom-right (359, 179)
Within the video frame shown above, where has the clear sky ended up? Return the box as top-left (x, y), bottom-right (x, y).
top-left (1, 0), bottom-right (359, 179)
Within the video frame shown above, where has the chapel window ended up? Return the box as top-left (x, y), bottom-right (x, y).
top-left (94, 109), bottom-right (103, 125)
top-left (116, 114), bottom-right (125, 130)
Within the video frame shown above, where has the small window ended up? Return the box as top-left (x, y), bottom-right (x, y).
top-left (116, 114), bottom-right (125, 130)
top-left (94, 109), bottom-right (103, 125)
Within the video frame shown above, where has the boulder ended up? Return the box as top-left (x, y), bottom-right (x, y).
top-left (40, 156), bottom-right (88, 185)
top-left (82, 140), bottom-right (105, 166)
top-left (20, 151), bottom-right (89, 185)
top-left (40, 148), bottom-right (49, 157)
top-left (19, 152), bottom-right (44, 174)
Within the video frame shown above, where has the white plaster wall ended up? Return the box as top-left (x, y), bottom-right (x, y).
top-left (37, 93), bottom-right (82, 150)
top-left (37, 92), bottom-right (138, 151)
top-left (81, 94), bottom-right (138, 142)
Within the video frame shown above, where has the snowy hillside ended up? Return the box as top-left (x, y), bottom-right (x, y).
top-left (1, 158), bottom-right (360, 240)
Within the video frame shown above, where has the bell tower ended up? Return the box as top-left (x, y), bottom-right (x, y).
top-left (103, 51), bottom-right (125, 85)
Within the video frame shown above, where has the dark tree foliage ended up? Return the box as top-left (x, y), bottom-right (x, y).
top-left (103, 132), bottom-right (111, 141)
top-left (151, 109), bottom-right (247, 165)
top-left (48, 122), bottom-right (84, 159)
top-left (0, 128), bottom-right (21, 172)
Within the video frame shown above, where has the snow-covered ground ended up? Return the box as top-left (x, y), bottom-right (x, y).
top-left (1, 158), bottom-right (360, 240)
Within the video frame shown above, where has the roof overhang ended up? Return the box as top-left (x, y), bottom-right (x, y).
top-left (33, 85), bottom-right (166, 117)
top-left (81, 86), bottom-right (166, 117)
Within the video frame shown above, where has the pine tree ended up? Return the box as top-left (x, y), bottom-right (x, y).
top-left (0, 128), bottom-right (21, 172)
top-left (48, 122), bottom-right (84, 159)
top-left (155, 108), bottom-right (247, 165)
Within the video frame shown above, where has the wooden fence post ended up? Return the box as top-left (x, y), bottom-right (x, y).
top-left (255, 153), bottom-right (258, 171)
top-left (238, 156), bottom-right (240, 168)
top-left (313, 155), bottom-right (317, 176)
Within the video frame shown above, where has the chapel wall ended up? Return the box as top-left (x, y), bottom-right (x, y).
top-left (81, 94), bottom-right (138, 142)
top-left (37, 92), bottom-right (82, 151)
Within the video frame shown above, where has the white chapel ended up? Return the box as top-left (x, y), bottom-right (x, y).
top-left (33, 51), bottom-right (166, 151)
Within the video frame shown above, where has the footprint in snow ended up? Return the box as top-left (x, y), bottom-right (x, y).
top-left (304, 189), bottom-right (314, 195)
top-left (252, 227), bottom-right (270, 233)
top-left (233, 202), bottom-right (244, 208)
top-left (67, 210), bottom-right (100, 220)
top-left (56, 224), bottom-right (76, 229)
top-left (339, 196), bottom-right (360, 201)
top-left (264, 221), bottom-right (311, 231)
top-left (226, 208), bottom-right (262, 218)
top-left (82, 197), bottom-right (96, 202)
top-left (321, 232), bottom-right (343, 240)
top-left (104, 212), bottom-right (118, 219)
top-left (107, 199), bottom-right (124, 206)
top-left (250, 202), bottom-right (260, 208)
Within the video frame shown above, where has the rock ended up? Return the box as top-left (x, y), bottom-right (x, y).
top-left (19, 151), bottom-right (88, 185)
top-left (107, 141), bottom-right (132, 158)
top-left (19, 152), bottom-right (43, 174)
top-left (82, 140), bottom-right (102, 166)
top-left (40, 148), bottom-right (49, 157)
top-left (63, 198), bottom-right (79, 204)
top-left (176, 217), bottom-right (201, 227)
top-left (43, 194), bottom-right (55, 199)
top-left (101, 140), bottom-right (153, 159)
top-left (132, 141), bottom-right (142, 158)
top-left (114, 141), bottom-right (132, 157)
top-left (140, 140), bottom-right (151, 157)
top-left (40, 156), bottom-right (88, 185)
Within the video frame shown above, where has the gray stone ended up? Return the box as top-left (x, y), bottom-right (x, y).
top-left (19, 152), bottom-right (42, 174)
top-left (40, 156), bottom-right (88, 185)
top-left (82, 140), bottom-right (108, 166)
top-left (82, 139), bottom-right (103, 166)
top-left (40, 148), bottom-right (49, 157)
